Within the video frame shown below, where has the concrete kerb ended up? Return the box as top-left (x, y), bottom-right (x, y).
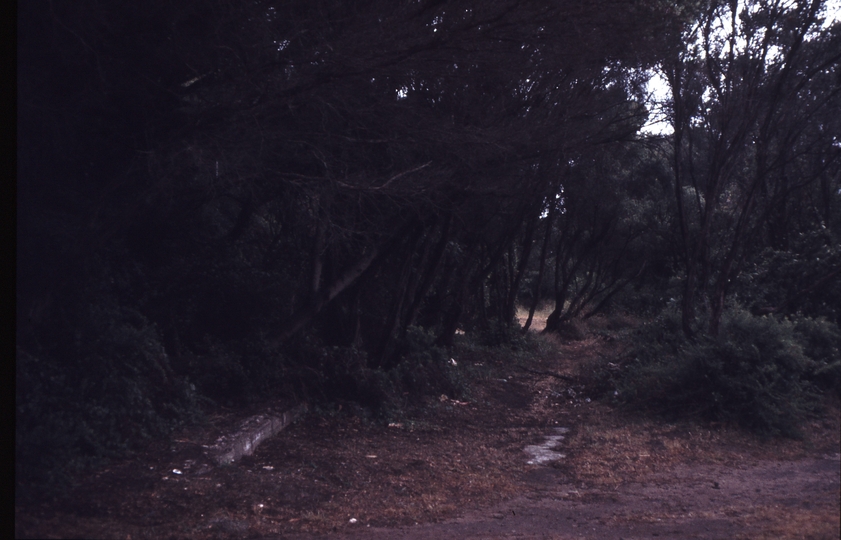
top-left (205, 403), bottom-right (308, 466)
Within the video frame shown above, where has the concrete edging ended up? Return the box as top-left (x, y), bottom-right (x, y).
top-left (204, 403), bottom-right (307, 466)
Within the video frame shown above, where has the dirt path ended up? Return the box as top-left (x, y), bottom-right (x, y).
top-left (277, 455), bottom-right (840, 539)
top-left (15, 327), bottom-right (841, 539)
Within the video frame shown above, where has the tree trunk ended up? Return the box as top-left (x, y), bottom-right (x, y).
top-left (506, 214), bottom-right (536, 325)
top-left (274, 245), bottom-right (381, 343)
top-left (374, 224), bottom-right (425, 366)
top-left (404, 215), bottom-right (452, 329)
top-left (523, 196), bottom-right (558, 332)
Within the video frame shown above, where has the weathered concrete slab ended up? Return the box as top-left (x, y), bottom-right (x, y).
top-left (524, 427), bottom-right (569, 465)
top-left (205, 403), bottom-right (307, 465)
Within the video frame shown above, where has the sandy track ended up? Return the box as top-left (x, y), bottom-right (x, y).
top-left (274, 454), bottom-right (840, 540)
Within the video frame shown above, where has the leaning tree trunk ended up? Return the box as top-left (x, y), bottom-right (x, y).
top-left (523, 197), bottom-right (558, 332)
top-left (506, 214), bottom-right (537, 326)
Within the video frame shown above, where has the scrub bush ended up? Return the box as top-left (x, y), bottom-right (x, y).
top-left (586, 307), bottom-right (831, 437)
top-left (16, 302), bottom-right (200, 504)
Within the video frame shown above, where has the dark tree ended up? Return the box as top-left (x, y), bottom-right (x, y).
top-left (662, 0), bottom-right (841, 336)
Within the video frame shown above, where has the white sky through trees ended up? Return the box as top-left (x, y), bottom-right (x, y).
top-left (641, 0), bottom-right (841, 136)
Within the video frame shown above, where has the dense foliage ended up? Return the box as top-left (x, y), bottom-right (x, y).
top-left (585, 307), bottom-right (839, 437)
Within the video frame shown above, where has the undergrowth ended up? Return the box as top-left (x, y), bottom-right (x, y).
top-left (15, 303), bottom-right (202, 505)
top-left (295, 322), bottom-right (548, 424)
top-left (583, 307), bottom-right (839, 438)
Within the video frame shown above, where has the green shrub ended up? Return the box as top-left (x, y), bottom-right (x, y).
top-left (478, 319), bottom-right (530, 348)
top-left (587, 307), bottom-right (828, 437)
top-left (16, 302), bottom-right (201, 504)
top-left (390, 326), bottom-right (466, 401)
top-left (609, 281), bottom-right (675, 317)
top-left (192, 347), bottom-right (250, 406)
top-left (792, 316), bottom-right (841, 393)
top-left (281, 327), bottom-right (467, 419)
top-left (736, 242), bottom-right (841, 325)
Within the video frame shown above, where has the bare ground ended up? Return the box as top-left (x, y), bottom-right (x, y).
top-left (15, 315), bottom-right (841, 539)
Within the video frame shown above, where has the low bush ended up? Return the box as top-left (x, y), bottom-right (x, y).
top-left (389, 326), bottom-right (466, 402)
top-left (15, 302), bottom-right (201, 504)
top-left (792, 316), bottom-right (841, 393)
top-left (282, 326), bottom-right (467, 420)
top-left (585, 307), bottom-right (833, 437)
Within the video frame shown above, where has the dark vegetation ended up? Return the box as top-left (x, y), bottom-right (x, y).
top-left (583, 307), bottom-right (840, 438)
top-left (17, 0), bottom-right (841, 503)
